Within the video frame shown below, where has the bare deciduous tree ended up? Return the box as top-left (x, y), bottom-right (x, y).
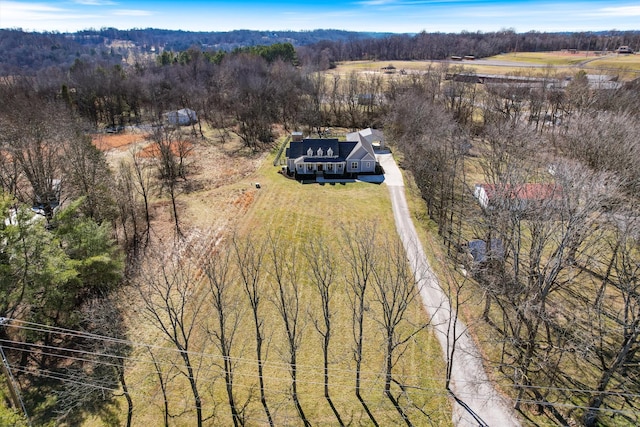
top-left (204, 247), bottom-right (247, 427)
top-left (371, 237), bottom-right (430, 427)
top-left (267, 233), bottom-right (310, 427)
top-left (130, 148), bottom-right (154, 245)
top-left (304, 236), bottom-right (345, 426)
top-left (54, 297), bottom-right (132, 426)
top-left (150, 127), bottom-right (191, 238)
top-left (583, 212), bottom-right (640, 426)
top-left (114, 160), bottom-right (145, 260)
top-left (146, 345), bottom-right (179, 427)
top-left (0, 95), bottom-right (67, 219)
top-left (138, 251), bottom-right (209, 427)
top-left (231, 233), bottom-right (274, 426)
top-left (342, 225), bottom-right (379, 426)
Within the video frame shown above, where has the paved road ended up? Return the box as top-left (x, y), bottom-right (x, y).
top-left (378, 152), bottom-right (520, 427)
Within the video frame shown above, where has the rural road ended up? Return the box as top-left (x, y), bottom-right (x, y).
top-left (377, 152), bottom-right (521, 427)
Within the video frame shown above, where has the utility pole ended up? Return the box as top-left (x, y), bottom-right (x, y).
top-left (0, 318), bottom-right (31, 426)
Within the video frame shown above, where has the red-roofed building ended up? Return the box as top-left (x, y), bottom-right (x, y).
top-left (474, 183), bottom-right (562, 212)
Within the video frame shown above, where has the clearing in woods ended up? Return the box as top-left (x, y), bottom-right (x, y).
top-left (89, 127), bottom-right (452, 426)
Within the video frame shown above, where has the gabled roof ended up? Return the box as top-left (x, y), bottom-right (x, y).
top-left (347, 128), bottom-right (384, 145)
top-left (165, 108), bottom-right (196, 116)
top-left (287, 138), bottom-right (364, 162)
top-left (478, 183), bottom-right (562, 202)
top-left (338, 142), bottom-right (357, 159)
top-left (468, 239), bottom-right (504, 263)
top-left (287, 138), bottom-right (340, 159)
top-left (286, 132), bottom-right (380, 164)
top-left (345, 130), bottom-right (378, 159)
top-left (346, 140), bottom-right (375, 161)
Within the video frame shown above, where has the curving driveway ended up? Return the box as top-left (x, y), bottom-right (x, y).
top-left (378, 152), bottom-right (520, 427)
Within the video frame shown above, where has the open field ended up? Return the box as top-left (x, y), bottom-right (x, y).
top-left (332, 51), bottom-right (640, 80)
top-left (92, 132), bottom-right (149, 151)
top-left (95, 132), bottom-right (452, 426)
top-left (490, 51), bottom-right (597, 66)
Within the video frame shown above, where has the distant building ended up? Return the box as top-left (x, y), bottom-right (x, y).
top-left (616, 46), bottom-right (634, 54)
top-left (164, 108), bottom-right (197, 126)
top-left (474, 183), bottom-right (562, 213)
top-left (445, 72), bottom-right (622, 90)
top-left (465, 238), bottom-right (504, 264)
top-left (381, 64), bottom-right (396, 74)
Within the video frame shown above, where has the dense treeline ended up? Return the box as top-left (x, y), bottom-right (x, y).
top-left (0, 28), bottom-right (384, 75)
top-left (5, 44), bottom-right (387, 141)
top-left (3, 27), bottom-right (640, 76)
top-left (0, 29), bottom-right (123, 76)
top-left (75, 27), bottom-right (390, 52)
top-left (301, 29), bottom-right (640, 63)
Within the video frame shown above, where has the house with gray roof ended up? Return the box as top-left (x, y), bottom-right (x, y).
top-left (285, 129), bottom-right (380, 180)
top-left (347, 127), bottom-right (385, 150)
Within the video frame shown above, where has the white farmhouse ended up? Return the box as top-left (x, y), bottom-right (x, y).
top-left (285, 129), bottom-right (381, 180)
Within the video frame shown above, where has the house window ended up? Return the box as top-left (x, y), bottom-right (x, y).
top-left (306, 164), bottom-right (313, 171)
top-left (327, 164), bottom-right (333, 171)
top-left (351, 162), bottom-right (359, 169)
top-left (366, 162), bottom-right (371, 168)
top-left (307, 148), bottom-right (313, 156)
top-left (327, 147), bottom-right (333, 157)
top-left (317, 148), bottom-right (323, 156)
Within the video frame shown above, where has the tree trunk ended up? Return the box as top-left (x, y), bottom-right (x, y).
top-left (119, 368), bottom-right (133, 427)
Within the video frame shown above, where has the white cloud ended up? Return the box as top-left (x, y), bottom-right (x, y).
top-left (597, 5), bottom-right (640, 17)
top-left (73, 0), bottom-right (116, 5)
top-left (357, 0), bottom-right (398, 5)
top-left (2, 1), bottom-right (65, 17)
top-left (357, 0), bottom-right (471, 5)
top-left (113, 9), bottom-right (154, 17)
top-left (0, 1), bottom-right (96, 24)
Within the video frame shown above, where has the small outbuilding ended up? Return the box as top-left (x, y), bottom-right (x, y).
top-left (474, 183), bottom-right (562, 212)
top-left (164, 108), bottom-right (197, 126)
top-left (616, 46), bottom-right (634, 54)
top-left (466, 239), bottom-right (504, 264)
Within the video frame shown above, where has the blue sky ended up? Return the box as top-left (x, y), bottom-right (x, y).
top-left (1, 0), bottom-right (639, 34)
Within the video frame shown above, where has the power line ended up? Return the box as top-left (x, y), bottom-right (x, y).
top-left (3, 332), bottom-right (640, 416)
top-left (2, 317), bottom-right (640, 425)
top-left (3, 317), bottom-right (640, 401)
top-left (0, 337), bottom-right (31, 425)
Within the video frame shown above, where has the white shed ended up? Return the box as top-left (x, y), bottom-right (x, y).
top-left (165, 108), bottom-right (197, 126)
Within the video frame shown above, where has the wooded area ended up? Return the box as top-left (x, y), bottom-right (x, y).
top-left (0, 28), bottom-right (640, 425)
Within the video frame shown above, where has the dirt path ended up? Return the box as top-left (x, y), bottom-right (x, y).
top-left (378, 152), bottom-right (520, 427)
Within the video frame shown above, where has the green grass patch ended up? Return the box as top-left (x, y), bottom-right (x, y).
top-left (490, 52), bottom-right (589, 66)
top-left (113, 142), bottom-right (452, 426)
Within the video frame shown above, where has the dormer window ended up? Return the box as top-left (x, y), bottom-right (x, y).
top-left (327, 147), bottom-right (333, 157)
top-left (317, 148), bottom-right (323, 156)
top-left (307, 148), bottom-right (313, 156)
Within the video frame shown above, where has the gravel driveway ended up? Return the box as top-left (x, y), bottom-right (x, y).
top-left (378, 152), bottom-right (520, 427)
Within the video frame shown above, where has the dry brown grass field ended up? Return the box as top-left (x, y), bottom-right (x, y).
top-left (332, 51), bottom-right (640, 80)
top-left (90, 129), bottom-right (452, 426)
